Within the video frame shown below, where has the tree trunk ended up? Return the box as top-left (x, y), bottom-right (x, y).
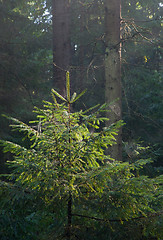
top-left (52, 0), bottom-right (71, 96)
top-left (105, 0), bottom-right (122, 161)
top-left (67, 194), bottom-right (72, 240)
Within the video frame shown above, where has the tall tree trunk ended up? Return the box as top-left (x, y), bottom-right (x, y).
top-left (52, 0), bottom-right (71, 96)
top-left (105, 0), bottom-right (122, 161)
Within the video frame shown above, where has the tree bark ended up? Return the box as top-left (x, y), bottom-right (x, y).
top-left (52, 0), bottom-right (71, 96)
top-left (105, 0), bottom-right (122, 161)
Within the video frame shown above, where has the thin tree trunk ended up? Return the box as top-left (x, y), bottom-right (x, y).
top-left (52, 0), bottom-right (71, 96)
top-left (105, 0), bottom-right (122, 161)
top-left (67, 193), bottom-right (72, 240)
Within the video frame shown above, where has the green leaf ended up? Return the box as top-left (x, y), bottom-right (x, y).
top-left (51, 88), bottom-right (67, 102)
top-left (51, 92), bottom-right (59, 108)
top-left (66, 71), bottom-right (70, 102)
top-left (70, 92), bottom-right (77, 103)
top-left (72, 89), bottom-right (87, 103)
top-left (83, 104), bottom-right (100, 114)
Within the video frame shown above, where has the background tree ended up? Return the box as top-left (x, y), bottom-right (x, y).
top-left (0, 0), bottom-right (52, 172)
top-left (105, 0), bottom-right (122, 161)
top-left (52, 0), bottom-right (71, 96)
top-left (121, 0), bottom-right (163, 171)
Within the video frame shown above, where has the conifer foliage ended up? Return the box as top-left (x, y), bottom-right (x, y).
top-left (0, 74), bottom-right (162, 239)
top-left (1, 72), bottom-right (122, 199)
